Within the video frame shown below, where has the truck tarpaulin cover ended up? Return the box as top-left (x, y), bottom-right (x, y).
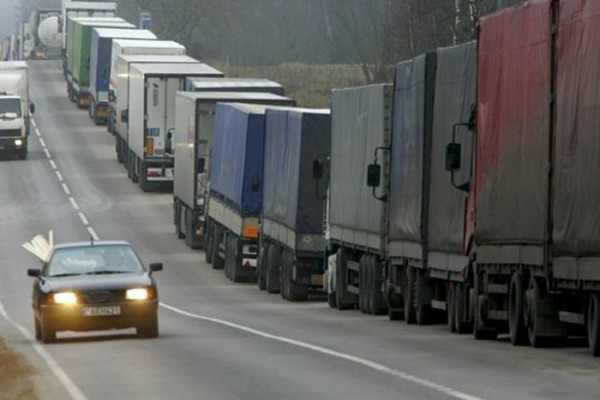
top-left (553, 0), bottom-right (600, 256)
top-left (475, 0), bottom-right (551, 246)
top-left (263, 108), bottom-right (330, 234)
top-left (428, 42), bottom-right (476, 254)
top-left (388, 53), bottom-right (435, 244)
top-left (329, 85), bottom-right (392, 242)
top-left (210, 103), bottom-right (266, 216)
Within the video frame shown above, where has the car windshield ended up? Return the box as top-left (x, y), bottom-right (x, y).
top-left (0, 98), bottom-right (22, 118)
top-left (45, 245), bottom-right (144, 277)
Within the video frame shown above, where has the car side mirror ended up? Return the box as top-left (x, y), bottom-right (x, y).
top-left (367, 164), bottom-right (381, 188)
top-left (313, 159), bottom-right (323, 180)
top-left (445, 143), bottom-right (461, 172)
top-left (149, 263), bottom-right (163, 272)
top-left (27, 268), bottom-right (40, 277)
top-left (121, 109), bottom-right (128, 123)
top-left (30, 103), bottom-right (35, 114)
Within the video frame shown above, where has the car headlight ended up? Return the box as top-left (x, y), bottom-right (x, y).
top-left (53, 292), bottom-right (77, 305)
top-left (126, 288), bottom-right (149, 300)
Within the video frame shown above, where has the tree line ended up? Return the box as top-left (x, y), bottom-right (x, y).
top-left (19, 0), bottom-right (525, 83)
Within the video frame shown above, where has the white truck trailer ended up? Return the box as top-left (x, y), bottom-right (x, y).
top-left (112, 54), bottom-right (198, 165)
top-left (108, 39), bottom-right (186, 136)
top-left (125, 62), bottom-right (223, 192)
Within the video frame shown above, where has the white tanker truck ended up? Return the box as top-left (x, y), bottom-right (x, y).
top-left (29, 10), bottom-right (62, 60)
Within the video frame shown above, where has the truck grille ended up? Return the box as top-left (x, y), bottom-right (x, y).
top-left (0, 129), bottom-right (21, 138)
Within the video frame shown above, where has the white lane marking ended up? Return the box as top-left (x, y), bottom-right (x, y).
top-left (69, 197), bottom-right (80, 211)
top-left (87, 227), bottom-right (99, 241)
top-left (78, 212), bottom-right (89, 226)
top-left (55, 171), bottom-right (64, 182)
top-left (160, 303), bottom-right (485, 400)
top-left (39, 137), bottom-right (45, 147)
top-left (31, 119), bottom-right (36, 128)
top-left (0, 301), bottom-right (88, 400)
top-left (62, 183), bottom-right (71, 196)
top-left (44, 148), bottom-right (51, 159)
top-left (49, 159), bottom-right (57, 170)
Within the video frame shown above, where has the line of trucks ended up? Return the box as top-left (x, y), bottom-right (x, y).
top-left (11, 0), bottom-right (600, 358)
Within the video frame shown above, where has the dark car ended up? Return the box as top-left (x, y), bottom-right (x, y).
top-left (27, 240), bottom-right (162, 343)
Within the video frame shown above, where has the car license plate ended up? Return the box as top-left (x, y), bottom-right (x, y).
top-left (82, 306), bottom-right (121, 317)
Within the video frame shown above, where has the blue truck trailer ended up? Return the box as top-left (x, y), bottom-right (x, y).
top-left (89, 27), bottom-right (156, 124)
top-left (257, 108), bottom-right (331, 301)
top-left (206, 104), bottom-right (272, 282)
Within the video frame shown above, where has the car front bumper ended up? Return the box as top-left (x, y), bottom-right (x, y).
top-left (39, 300), bottom-right (158, 332)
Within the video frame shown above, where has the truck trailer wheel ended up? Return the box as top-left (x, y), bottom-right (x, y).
top-left (588, 294), bottom-right (600, 357)
top-left (403, 267), bottom-right (416, 324)
top-left (266, 244), bottom-right (281, 294)
top-left (509, 273), bottom-right (529, 346)
top-left (473, 272), bottom-right (498, 340)
top-left (335, 248), bottom-right (354, 310)
top-left (257, 243), bottom-right (268, 291)
top-left (414, 268), bottom-right (433, 325)
top-left (447, 283), bottom-right (456, 332)
top-left (204, 219), bottom-right (214, 263)
top-left (212, 224), bottom-right (224, 270)
top-left (283, 253), bottom-right (308, 302)
top-left (454, 282), bottom-right (472, 334)
top-left (368, 256), bottom-right (387, 315)
top-left (358, 255), bottom-right (368, 314)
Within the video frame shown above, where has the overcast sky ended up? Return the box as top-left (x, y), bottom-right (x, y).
top-left (0, 0), bottom-right (18, 38)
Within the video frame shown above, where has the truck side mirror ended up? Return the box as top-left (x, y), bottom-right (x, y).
top-left (445, 143), bottom-right (461, 171)
top-left (121, 109), bottom-right (128, 123)
top-left (30, 103), bottom-right (35, 114)
top-left (312, 159), bottom-right (323, 180)
top-left (197, 158), bottom-right (205, 173)
top-left (367, 164), bottom-right (381, 188)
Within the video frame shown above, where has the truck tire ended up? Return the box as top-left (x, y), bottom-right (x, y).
top-left (285, 254), bottom-right (308, 302)
top-left (139, 164), bottom-right (150, 192)
top-left (454, 282), bottom-right (471, 334)
top-left (447, 283), bottom-right (456, 332)
top-left (509, 273), bottom-right (529, 346)
top-left (266, 244), bottom-right (281, 294)
top-left (403, 267), bottom-right (416, 324)
top-left (588, 294), bottom-right (600, 357)
top-left (212, 224), bottom-right (224, 270)
top-left (280, 251), bottom-right (290, 300)
top-left (335, 248), bottom-right (354, 310)
top-left (359, 255), bottom-right (368, 314)
top-left (174, 201), bottom-right (185, 239)
top-left (184, 209), bottom-right (196, 248)
top-left (224, 234), bottom-right (232, 279)
top-left (525, 276), bottom-right (543, 347)
top-left (415, 268), bottom-right (432, 325)
top-left (473, 271), bottom-right (498, 340)
top-left (369, 256), bottom-right (387, 315)
top-left (204, 219), bottom-right (214, 263)
top-left (257, 243), bottom-right (268, 291)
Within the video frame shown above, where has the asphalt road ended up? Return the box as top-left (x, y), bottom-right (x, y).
top-left (0, 60), bottom-right (598, 400)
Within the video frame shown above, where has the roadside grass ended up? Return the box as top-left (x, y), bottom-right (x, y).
top-left (208, 62), bottom-right (367, 108)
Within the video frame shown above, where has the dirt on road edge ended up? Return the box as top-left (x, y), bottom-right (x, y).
top-left (0, 337), bottom-right (37, 399)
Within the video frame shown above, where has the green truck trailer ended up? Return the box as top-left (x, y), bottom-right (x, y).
top-left (66, 17), bottom-right (134, 108)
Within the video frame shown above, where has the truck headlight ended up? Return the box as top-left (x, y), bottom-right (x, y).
top-left (53, 292), bottom-right (77, 305)
top-left (14, 139), bottom-right (22, 146)
top-left (126, 288), bottom-right (149, 300)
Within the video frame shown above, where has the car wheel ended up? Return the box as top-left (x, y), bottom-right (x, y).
top-left (138, 313), bottom-right (159, 338)
top-left (41, 313), bottom-right (56, 343)
top-left (34, 316), bottom-right (42, 341)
